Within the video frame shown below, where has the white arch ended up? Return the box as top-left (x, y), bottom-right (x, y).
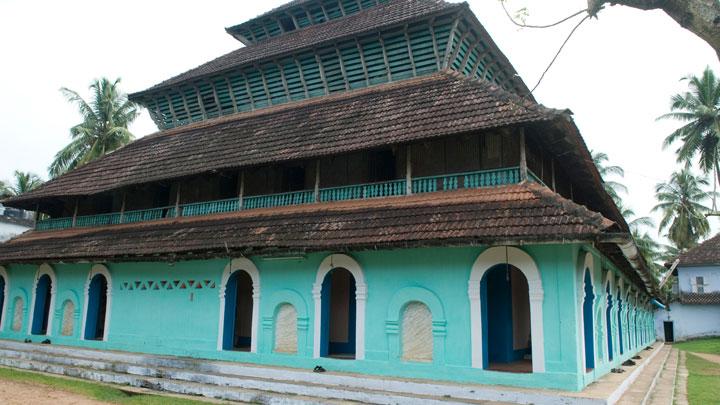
top-left (81, 264), bottom-right (113, 341)
top-left (27, 263), bottom-right (57, 336)
top-left (0, 266), bottom-right (8, 332)
top-left (313, 254), bottom-right (367, 360)
top-left (468, 246), bottom-right (545, 373)
top-left (217, 258), bottom-right (261, 353)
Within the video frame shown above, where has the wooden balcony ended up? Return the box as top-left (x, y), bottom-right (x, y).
top-left (35, 167), bottom-right (543, 232)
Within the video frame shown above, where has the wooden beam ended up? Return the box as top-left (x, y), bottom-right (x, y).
top-left (379, 33), bottom-right (392, 82)
top-left (194, 85), bottom-right (208, 120)
top-left (241, 70), bottom-right (256, 110)
top-left (225, 76), bottom-right (239, 113)
top-left (314, 160), bottom-right (321, 202)
top-left (178, 87), bottom-right (193, 121)
top-left (404, 25), bottom-right (417, 77)
top-left (551, 159), bottom-right (556, 191)
top-left (315, 53), bottom-right (330, 95)
top-left (406, 145), bottom-right (413, 195)
top-left (293, 56), bottom-right (310, 99)
top-left (119, 192), bottom-right (126, 223)
top-left (441, 16), bottom-right (461, 69)
top-left (71, 198), bottom-right (79, 227)
top-left (519, 129), bottom-right (528, 182)
top-left (276, 60), bottom-right (293, 101)
top-left (336, 47), bottom-right (351, 91)
top-left (428, 17), bottom-right (441, 72)
top-left (355, 38), bottom-right (370, 87)
top-left (175, 183), bottom-right (181, 218)
top-left (238, 171), bottom-right (245, 210)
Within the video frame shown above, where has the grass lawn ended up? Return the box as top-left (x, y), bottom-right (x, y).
top-left (684, 353), bottom-right (720, 405)
top-left (673, 337), bottom-right (720, 355)
top-left (0, 366), bottom-right (214, 404)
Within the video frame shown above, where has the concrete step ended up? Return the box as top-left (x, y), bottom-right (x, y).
top-left (617, 345), bottom-right (672, 405)
top-left (645, 348), bottom-right (678, 405)
top-left (0, 341), bottom-right (516, 404)
top-left (0, 340), bottom-right (595, 405)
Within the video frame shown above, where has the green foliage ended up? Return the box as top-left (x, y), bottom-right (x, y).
top-left (0, 366), bottom-right (212, 404)
top-left (684, 353), bottom-right (720, 404)
top-left (661, 66), bottom-right (720, 193)
top-left (49, 78), bottom-right (139, 178)
top-left (653, 168), bottom-right (713, 250)
top-left (591, 150), bottom-right (628, 206)
top-left (674, 337), bottom-right (720, 355)
top-left (1, 171), bottom-right (44, 197)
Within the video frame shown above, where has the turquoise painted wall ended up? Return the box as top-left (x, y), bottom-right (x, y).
top-left (0, 244), bottom-right (655, 391)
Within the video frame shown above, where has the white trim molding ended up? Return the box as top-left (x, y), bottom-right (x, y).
top-left (468, 246), bottom-right (545, 373)
top-left (81, 264), bottom-right (113, 342)
top-left (0, 266), bottom-right (8, 332)
top-left (217, 258), bottom-right (261, 353)
top-left (312, 254), bottom-right (367, 360)
top-left (27, 263), bottom-right (57, 336)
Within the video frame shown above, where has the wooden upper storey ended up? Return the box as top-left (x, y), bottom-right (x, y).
top-left (130, 0), bottom-right (529, 130)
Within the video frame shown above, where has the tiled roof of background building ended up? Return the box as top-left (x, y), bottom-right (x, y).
top-left (679, 233), bottom-right (720, 266)
top-left (0, 184), bottom-right (617, 264)
top-left (6, 72), bottom-right (561, 205)
top-left (680, 292), bottom-right (720, 305)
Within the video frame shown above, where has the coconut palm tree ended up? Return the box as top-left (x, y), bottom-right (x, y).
top-left (660, 67), bottom-right (720, 195)
top-left (591, 150), bottom-right (627, 205)
top-left (652, 168), bottom-right (713, 250)
top-left (2, 171), bottom-right (44, 197)
top-left (49, 78), bottom-right (139, 178)
top-left (0, 180), bottom-right (10, 199)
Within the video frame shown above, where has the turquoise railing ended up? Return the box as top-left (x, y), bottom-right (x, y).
top-left (181, 198), bottom-right (239, 217)
top-left (243, 190), bottom-right (315, 210)
top-left (412, 167), bottom-right (520, 194)
top-left (35, 167), bottom-right (537, 231)
top-left (319, 179), bottom-right (406, 203)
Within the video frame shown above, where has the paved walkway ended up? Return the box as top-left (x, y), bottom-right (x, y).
top-left (675, 351), bottom-right (689, 405)
top-left (617, 345), bottom-right (672, 404)
top-left (688, 351), bottom-right (720, 365)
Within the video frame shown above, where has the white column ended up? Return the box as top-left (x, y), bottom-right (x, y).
top-left (529, 291), bottom-right (545, 373)
top-left (355, 283), bottom-right (367, 360)
top-left (312, 283), bottom-right (322, 358)
top-left (468, 281), bottom-right (482, 368)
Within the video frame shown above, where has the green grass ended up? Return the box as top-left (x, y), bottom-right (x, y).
top-left (685, 353), bottom-right (720, 405)
top-left (0, 367), bottom-right (214, 404)
top-left (673, 337), bottom-right (720, 355)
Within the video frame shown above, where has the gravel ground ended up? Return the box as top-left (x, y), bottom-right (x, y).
top-left (0, 379), bottom-right (107, 405)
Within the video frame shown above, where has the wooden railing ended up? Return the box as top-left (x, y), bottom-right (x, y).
top-left (36, 167), bottom-right (542, 231)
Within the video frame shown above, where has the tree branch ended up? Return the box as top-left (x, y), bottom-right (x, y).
top-left (590, 0), bottom-right (720, 60)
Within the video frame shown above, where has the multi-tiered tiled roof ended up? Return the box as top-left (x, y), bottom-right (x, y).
top-left (0, 0), bottom-right (658, 295)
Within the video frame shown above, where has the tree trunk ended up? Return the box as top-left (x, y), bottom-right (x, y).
top-left (589, 0), bottom-right (720, 60)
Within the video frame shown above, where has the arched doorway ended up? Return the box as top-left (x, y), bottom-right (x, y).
top-left (222, 270), bottom-right (254, 351)
top-left (605, 284), bottom-right (613, 362)
top-left (31, 274), bottom-right (52, 335)
top-left (84, 274), bottom-right (108, 340)
top-left (0, 275), bottom-right (5, 328)
top-left (481, 264), bottom-right (532, 373)
top-left (320, 268), bottom-right (357, 359)
top-left (617, 287), bottom-right (624, 355)
top-left (582, 269), bottom-right (595, 371)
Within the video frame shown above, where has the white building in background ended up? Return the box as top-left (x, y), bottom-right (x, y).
top-left (656, 234), bottom-right (720, 342)
top-left (0, 204), bottom-right (34, 242)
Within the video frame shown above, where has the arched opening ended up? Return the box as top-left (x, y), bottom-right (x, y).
top-left (0, 275), bottom-right (5, 328)
top-left (84, 274), bottom-right (108, 340)
top-left (617, 287), bottom-right (624, 355)
top-left (481, 264), bottom-right (532, 373)
top-left (31, 275), bottom-right (52, 335)
top-left (401, 301), bottom-right (433, 362)
top-left (626, 293), bottom-right (632, 350)
top-left (222, 270), bottom-right (253, 351)
top-left (605, 284), bottom-right (613, 362)
top-left (274, 303), bottom-right (298, 354)
top-left (320, 268), bottom-right (357, 359)
top-left (583, 269), bottom-right (595, 371)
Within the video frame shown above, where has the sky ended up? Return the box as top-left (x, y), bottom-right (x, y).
top-left (0, 0), bottom-right (718, 240)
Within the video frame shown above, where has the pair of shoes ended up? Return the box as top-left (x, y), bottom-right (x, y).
top-left (313, 365), bottom-right (326, 373)
top-left (41, 339), bottom-right (51, 345)
top-left (632, 355), bottom-right (641, 360)
top-left (23, 339), bottom-right (31, 343)
top-left (611, 368), bottom-right (625, 373)
top-left (622, 359), bottom-right (636, 366)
